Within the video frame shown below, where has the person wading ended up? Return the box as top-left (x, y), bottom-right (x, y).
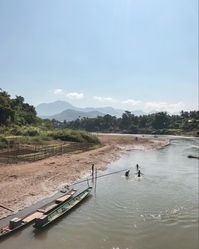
top-left (125, 170), bottom-right (130, 177)
top-left (136, 169), bottom-right (144, 177)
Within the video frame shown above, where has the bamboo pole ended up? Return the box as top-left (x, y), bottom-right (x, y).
top-left (91, 164), bottom-right (94, 183)
top-left (0, 204), bottom-right (14, 212)
top-left (94, 169), bottom-right (97, 193)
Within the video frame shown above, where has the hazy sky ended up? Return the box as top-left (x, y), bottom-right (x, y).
top-left (0, 0), bottom-right (198, 113)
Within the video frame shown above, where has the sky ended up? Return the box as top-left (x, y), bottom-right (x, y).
top-left (0, 0), bottom-right (198, 113)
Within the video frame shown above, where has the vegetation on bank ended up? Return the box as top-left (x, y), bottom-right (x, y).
top-left (51, 110), bottom-right (199, 137)
top-left (0, 89), bottom-right (100, 149)
top-left (0, 126), bottom-right (100, 148)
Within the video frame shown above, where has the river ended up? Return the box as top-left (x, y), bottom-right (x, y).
top-left (1, 137), bottom-right (198, 249)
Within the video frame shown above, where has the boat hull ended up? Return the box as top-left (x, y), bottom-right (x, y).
top-left (34, 187), bottom-right (92, 230)
top-left (0, 189), bottom-right (76, 240)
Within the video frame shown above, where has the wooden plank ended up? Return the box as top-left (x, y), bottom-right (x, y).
top-left (22, 212), bottom-right (43, 223)
top-left (37, 203), bottom-right (58, 213)
top-left (56, 195), bottom-right (71, 203)
top-left (56, 190), bottom-right (76, 203)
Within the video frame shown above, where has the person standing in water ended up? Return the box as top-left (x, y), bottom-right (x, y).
top-left (125, 170), bottom-right (130, 177)
top-left (136, 164), bottom-right (139, 171)
top-left (136, 169), bottom-right (144, 177)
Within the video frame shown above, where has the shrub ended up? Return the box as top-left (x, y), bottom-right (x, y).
top-left (51, 129), bottom-right (100, 144)
top-left (0, 136), bottom-right (8, 149)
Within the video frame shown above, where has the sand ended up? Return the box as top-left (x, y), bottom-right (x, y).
top-left (0, 134), bottom-right (169, 219)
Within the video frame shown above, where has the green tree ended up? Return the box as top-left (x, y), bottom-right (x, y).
top-left (152, 112), bottom-right (170, 129)
top-left (0, 89), bottom-right (14, 125)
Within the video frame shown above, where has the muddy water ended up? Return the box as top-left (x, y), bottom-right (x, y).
top-left (1, 137), bottom-right (198, 249)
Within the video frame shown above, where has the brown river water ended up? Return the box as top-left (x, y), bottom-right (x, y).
top-left (0, 137), bottom-right (198, 249)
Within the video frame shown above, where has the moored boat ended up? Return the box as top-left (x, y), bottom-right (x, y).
top-left (34, 186), bottom-right (92, 230)
top-left (0, 188), bottom-right (76, 240)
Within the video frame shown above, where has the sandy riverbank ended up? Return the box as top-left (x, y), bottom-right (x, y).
top-left (0, 134), bottom-right (169, 219)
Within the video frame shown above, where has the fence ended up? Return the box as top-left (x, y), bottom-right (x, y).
top-left (0, 142), bottom-right (95, 164)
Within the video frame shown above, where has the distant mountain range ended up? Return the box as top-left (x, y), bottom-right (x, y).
top-left (46, 109), bottom-right (105, 122)
top-left (36, 100), bottom-right (145, 121)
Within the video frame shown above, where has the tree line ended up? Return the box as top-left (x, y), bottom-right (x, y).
top-left (50, 110), bottom-right (199, 136)
top-left (0, 89), bottom-right (38, 126)
top-left (1, 89), bottom-right (198, 136)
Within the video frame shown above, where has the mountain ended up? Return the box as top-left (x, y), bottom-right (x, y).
top-left (82, 106), bottom-right (124, 117)
top-left (36, 100), bottom-right (146, 121)
top-left (46, 109), bottom-right (105, 122)
top-left (36, 101), bottom-right (76, 116)
top-left (36, 101), bottom-right (124, 117)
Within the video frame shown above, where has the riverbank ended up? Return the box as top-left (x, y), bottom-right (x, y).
top-left (0, 134), bottom-right (169, 219)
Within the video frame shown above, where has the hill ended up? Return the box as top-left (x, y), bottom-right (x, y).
top-left (36, 100), bottom-right (145, 120)
top-left (46, 109), bottom-right (105, 122)
top-left (36, 101), bottom-right (75, 116)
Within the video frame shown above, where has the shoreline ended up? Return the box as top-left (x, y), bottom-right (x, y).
top-left (0, 134), bottom-right (169, 220)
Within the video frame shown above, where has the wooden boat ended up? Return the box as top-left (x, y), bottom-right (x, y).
top-left (34, 187), bottom-right (92, 230)
top-left (0, 188), bottom-right (76, 240)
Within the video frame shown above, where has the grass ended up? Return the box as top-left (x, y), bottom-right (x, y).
top-left (0, 125), bottom-right (100, 149)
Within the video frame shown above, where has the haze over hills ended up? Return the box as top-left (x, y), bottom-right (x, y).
top-left (36, 101), bottom-right (75, 116)
top-left (47, 109), bottom-right (105, 122)
top-left (36, 101), bottom-right (145, 121)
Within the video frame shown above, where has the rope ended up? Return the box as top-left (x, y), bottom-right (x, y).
top-left (71, 168), bottom-right (129, 186)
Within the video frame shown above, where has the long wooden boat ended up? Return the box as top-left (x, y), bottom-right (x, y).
top-left (0, 188), bottom-right (76, 240)
top-left (34, 187), bottom-right (92, 230)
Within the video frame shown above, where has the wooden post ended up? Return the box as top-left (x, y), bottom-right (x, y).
top-left (8, 140), bottom-right (10, 153)
top-left (15, 144), bottom-right (17, 163)
top-left (91, 163), bottom-right (94, 182)
top-left (94, 169), bottom-right (97, 193)
top-left (34, 146), bottom-right (36, 161)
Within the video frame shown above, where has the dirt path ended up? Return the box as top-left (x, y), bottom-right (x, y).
top-left (0, 134), bottom-right (169, 219)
